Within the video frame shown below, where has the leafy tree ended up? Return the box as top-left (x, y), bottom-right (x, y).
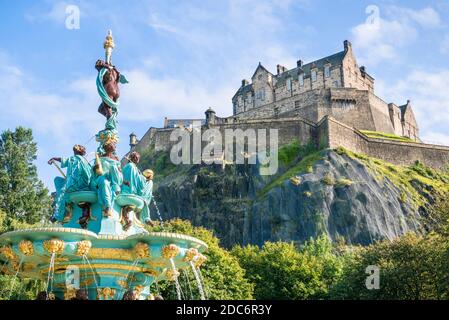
top-left (330, 232), bottom-right (449, 300)
top-left (0, 127), bottom-right (51, 225)
top-left (147, 219), bottom-right (254, 300)
top-left (232, 235), bottom-right (344, 299)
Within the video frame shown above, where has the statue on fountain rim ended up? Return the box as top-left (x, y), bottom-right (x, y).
top-left (48, 144), bottom-right (93, 223)
top-left (121, 151), bottom-right (155, 230)
top-left (93, 140), bottom-right (123, 217)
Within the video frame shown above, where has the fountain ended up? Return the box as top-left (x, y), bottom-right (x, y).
top-left (0, 31), bottom-right (207, 300)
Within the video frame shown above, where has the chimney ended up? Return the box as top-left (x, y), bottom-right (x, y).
top-left (344, 40), bottom-right (352, 51)
top-left (277, 64), bottom-right (287, 75)
top-left (241, 79), bottom-right (249, 87)
top-left (360, 66), bottom-right (366, 77)
top-left (129, 132), bottom-right (138, 149)
top-left (297, 59), bottom-right (303, 68)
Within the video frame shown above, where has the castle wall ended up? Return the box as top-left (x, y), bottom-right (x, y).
top-left (132, 115), bottom-right (448, 170)
top-left (368, 93), bottom-right (396, 134)
top-left (322, 116), bottom-right (449, 169)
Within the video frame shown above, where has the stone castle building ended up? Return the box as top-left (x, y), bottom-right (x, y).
top-left (130, 40), bottom-right (449, 169)
top-left (231, 40), bottom-right (418, 141)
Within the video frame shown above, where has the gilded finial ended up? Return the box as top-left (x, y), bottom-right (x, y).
top-left (103, 30), bottom-right (115, 65)
top-left (103, 30), bottom-right (115, 50)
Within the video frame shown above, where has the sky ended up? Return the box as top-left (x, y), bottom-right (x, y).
top-left (1, 0), bottom-right (449, 190)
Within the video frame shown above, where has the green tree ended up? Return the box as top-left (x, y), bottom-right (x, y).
top-left (232, 235), bottom-right (344, 299)
top-left (148, 219), bottom-right (254, 300)
top-left (0, 127), bottom-right (51, 225)
top-left (330, 232), bottom-right (449, 299)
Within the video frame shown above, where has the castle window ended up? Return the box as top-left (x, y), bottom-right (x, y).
top-left (286, 78), bottom-right (292, 91)
top-left (298, 73), bottom-right (304, 86)
top-left (256, 88), bottom-right (266, 101)
top-left (295, 100), bottom-right (301, 109)
top-left (324, 66), bottom-right (330, 78)
top-left (311, 70), bottom-right (317, 82)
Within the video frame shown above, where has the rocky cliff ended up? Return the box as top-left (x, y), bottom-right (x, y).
top-left (139, 143), bottom-right (448, 248)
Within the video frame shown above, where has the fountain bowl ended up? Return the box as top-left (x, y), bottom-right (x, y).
top-left (0, 227), bottom-right (208, 300)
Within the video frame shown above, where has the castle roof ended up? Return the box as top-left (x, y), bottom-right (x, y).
top-left (251, 62), bottom-right (272, 80)
top-left (275, 50), bottom-right (347, 86)
top-left (233, 83), bottom-right (254, 100)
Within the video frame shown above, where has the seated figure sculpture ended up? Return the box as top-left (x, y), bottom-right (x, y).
top-left (48, 144), bottom-right (93, 224)
top-left (121, 152), bottom-right (154, 230)
top-left (93, 141), bottom-right (123, 217)
top-left (140, 169), bottom-right (155, 226)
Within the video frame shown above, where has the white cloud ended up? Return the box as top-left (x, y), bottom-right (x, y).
top-left (351, 6), bottom-right (441, 66)
top-left (397, 7), bottom-right (441, 29)
top-left (25, 1), bottom-right (71, 23)
top-left (351, 18), bottom-right (416, 65)
top-left (441, 35), bottom-right (449, 54)
top-left (377, 69), bottom-right (449, 145)
top-left (120, 70), bottom-right (234, 121)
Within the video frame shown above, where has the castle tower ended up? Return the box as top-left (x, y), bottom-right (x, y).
top-left (205, 107), bottom-right (216, 126)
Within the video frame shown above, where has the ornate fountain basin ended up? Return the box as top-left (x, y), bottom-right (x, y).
top-left (0, 227), bottom-right (208, 300)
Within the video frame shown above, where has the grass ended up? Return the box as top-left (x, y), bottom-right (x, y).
top-left (321, 173), bottom-right (335, 186)
top-left (335, 178), bottom-right (354, 188)
top-left (334, 146), bottom-right (449, 209)
top-left (359, 130), bottom-right (415, 143)
top-left (257, 149), bottom-right (324, 199)
top-left (278, 140), bottom-right (317, 167)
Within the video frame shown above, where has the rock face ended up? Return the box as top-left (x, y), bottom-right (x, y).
top-left (151, 150), bottom-right (424, 248)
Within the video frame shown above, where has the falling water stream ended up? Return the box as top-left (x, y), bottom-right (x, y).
top-left (82, 255), bottom-right (99, 290)
top-left (119, 258), bottom-right (140, 296)
top-left (169, 258), bottom-right (182, 300)
top-left (197, 267), bottom-right (209, 300)
top-left (152, 198), bottom-right (164, 229)
top-left (6, 256), bottom-right (24, 300)
top-left (189, 261), bottom-right (206, 300)
top-left (45, 253), bottom-right (56, 299)
top-left (182, 269), bottom-right (194, 300)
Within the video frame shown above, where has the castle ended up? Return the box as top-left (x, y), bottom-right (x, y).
top-left (130, 41), bottom-right (449, 169)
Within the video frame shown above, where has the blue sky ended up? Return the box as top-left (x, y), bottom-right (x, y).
top-left (1, 0), bottom-right (449, 190)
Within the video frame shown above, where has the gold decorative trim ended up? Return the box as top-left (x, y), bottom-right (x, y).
top-left (43, 239), bottom-right (65, 254)
top-left (166, 269), bottom-right (180, 281)
top-left (194, 253), bottom-right (207, 268)
top-left (0, 245), bottom-right (16, 260)
top-left (183, 248), bottom-right (199, 262)
top-left (47, 263), bottom-right (157, 275)
top-left (97, 287), bottom-right (116, 300)
top-left (64, 287), bottom-right (77, 300)
top-left (162, 244), bottom-right (180, 259)
top-left (18, 240), bottom-right (34, 256)
top-left (87, 248), bottom-right (134, 261)
top-left (0, 228), bottom-right (207, 252)
top-left (134, 242), bottom-right (150, 259)
top-left (76, 240), bottom-right (92, 256)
